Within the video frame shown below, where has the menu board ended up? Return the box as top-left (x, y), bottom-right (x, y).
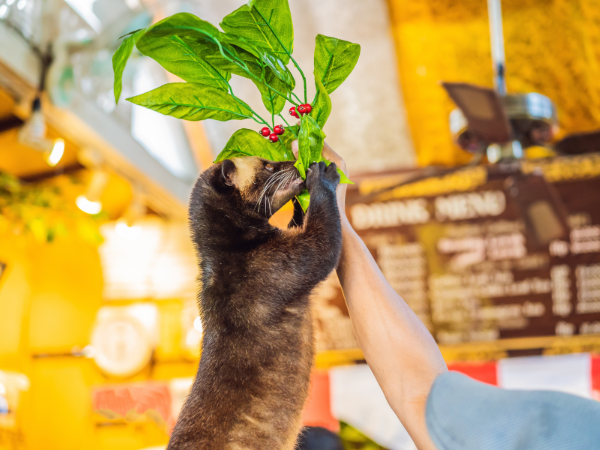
top-left (312, 154), bottom-right (600, 351)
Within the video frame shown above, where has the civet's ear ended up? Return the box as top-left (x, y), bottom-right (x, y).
top-left (221, 159), bottom-right (236, 186)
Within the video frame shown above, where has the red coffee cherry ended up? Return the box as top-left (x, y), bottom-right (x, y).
top-left (269, 133), bottom-right (279, 143)
top-left (289, 106), bottom-right (299, 118)
top-left (297, 104), bottom-right (308, 115)
top-left (304, 104), bottom-right (312, 113)
top-left (274, 125), bottom-right (285, 135)
top-left (260, 127), bottom-right (271, 137)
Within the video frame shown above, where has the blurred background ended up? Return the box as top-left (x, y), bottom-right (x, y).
top-left (1, 0), bottom-right (600, 449)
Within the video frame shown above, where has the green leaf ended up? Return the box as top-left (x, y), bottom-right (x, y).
top-left (312, 77), bottom-right (332, 128)
top-left (322, 159), bottom-right (353, 185)
top-left (295, 190), bottom-right (310, 212)
top-left (135, 12), bottom-right (295, 103)
top-left (134, 13), bottom-right (237, 90)
top-left (221, 33), bottom-right (262, 58)
top-left (256, 49), bottom-right (295, 88)
top-left (278, 124), bottom-right (299, 150)
top-left (207, 34), bottom-right (293, 114)
top-left (141, 12), bottom-right (222, 40)
top-left (136, 13), bottom-right (252, 83)
top-left (218, 34), bottom-right (268, 76)
top-left (137, 35), bottom-right (231, 90)
top-left (256, 85), bottom-right (286, 115)
top-left (294, 155), bottom-right (306, 179)
top-left (204, 41), bottom-right (264, 81)
top-left (147, 27), bottom-right (258, 81)
top-left (126, 83), bottom-right (253, 122)
top-left (255, 71), bottom-right (288, 114)
top-left (214, 128), bottom-right (293, 162)
top-left (295, 115), bottom-right (325, 180)
top-left (337, 168), bottom-right (353, 184)
top-left (119, 28), bottom-right (144, 39)
top-left (220, 0), bottom-right (294, 65)
top-left (292, 116), bottom-right (353, 184)
top-left (314, 34), bottom-right (361, 95)
top-left (222, 34), bottom-right (296, 90)
top-left (113, 28), bottom-right (146, 104)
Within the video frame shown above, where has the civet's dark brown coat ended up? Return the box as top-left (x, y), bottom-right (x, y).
top-left (167, 157), bottom-right (342, 449)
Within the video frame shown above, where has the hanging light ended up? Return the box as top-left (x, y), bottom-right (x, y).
top-left (115, 188), bottom-right (146, 238)
top-left (76, 170), bottom-right (108, 215)
top-left (18, 97), bottom-right (65, 167)
top-left (76, 195), bottom-right (102, 214)
top-left (47, 139), bottom-right (65, 166)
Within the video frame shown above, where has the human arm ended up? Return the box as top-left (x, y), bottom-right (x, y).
top-left (292, 141), bottom-right (447, 449)
top-left (336, 213), bottom-right (446, 450)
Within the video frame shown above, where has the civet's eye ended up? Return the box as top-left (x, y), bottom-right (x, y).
top-left (265, 163), bottom-right (275, 172)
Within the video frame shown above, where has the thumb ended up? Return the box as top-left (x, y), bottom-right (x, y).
top-left (291, 140), bottom-right (299, 159)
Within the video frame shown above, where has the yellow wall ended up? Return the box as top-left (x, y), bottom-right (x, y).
top-left (0, 237), bottom-right (30, 371)
top-left (388, 0), bottom-right (600, 166)
top-left (0, 231), bottom-right (197, 450)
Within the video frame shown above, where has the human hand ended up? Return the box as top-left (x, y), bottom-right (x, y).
top-left (291, 140), bottom-right (349, 220)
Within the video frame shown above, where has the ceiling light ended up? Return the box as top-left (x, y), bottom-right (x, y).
top-left (46, 139), bottom-right (64, 166)
top-left (0, 5), bottom-right (9, 17)
top-left (120, 189), bottom-right (146, 225)
top-left (76, 195), bottom-right (102, 214)
top-left (16, 0), bottom-right (25, 10)
top-left (77, 170), bottom-right (108, 215)
top-left (114, 188), bottom-right (146, 238)
top-left (18, 99), bottom-right (46, 146)
top-left (19, 97), bottom-right (67, 167)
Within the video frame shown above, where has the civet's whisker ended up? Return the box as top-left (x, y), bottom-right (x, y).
top-left (255, 169), bottom-right (292, 212)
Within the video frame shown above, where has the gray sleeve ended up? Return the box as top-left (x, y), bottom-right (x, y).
top-left (426, 372), bottom-right (600, 450)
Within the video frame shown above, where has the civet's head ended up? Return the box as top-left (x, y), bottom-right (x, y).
top-left (205, 157), bottom-right (304, 219)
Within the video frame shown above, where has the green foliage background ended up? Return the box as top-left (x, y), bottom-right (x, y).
top-left (0, 171), bottom-right (103, 244)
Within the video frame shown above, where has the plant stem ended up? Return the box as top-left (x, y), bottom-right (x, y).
top-left (228, 86), bottom-right (270, 127)
top-left (253, 7), bottom-right (308, 103)
top-left (278, 113), bottom-right (291, 128)
top-left (278, 114), bottom-right (298, 138)
top-left (217, 69), bottom-right (271, 128)
top-left (291, 91), bottom-right (303, 104)
top-left (293, 59), bottom-right (307, 104)
top-left (253, 111), bottom-right (271, 127)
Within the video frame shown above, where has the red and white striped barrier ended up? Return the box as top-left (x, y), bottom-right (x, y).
top-left (93, 353), bottom-right (600, 450)
top-left (304, 353), bottom-right (600, 450)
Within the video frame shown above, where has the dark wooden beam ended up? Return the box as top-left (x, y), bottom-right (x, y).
top-left (19, 163), bottom-right (84, 183)
top-left (0, 115), bottom-right (23, 133)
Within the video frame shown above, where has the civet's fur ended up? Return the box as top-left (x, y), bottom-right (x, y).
top-left (167, 157), bottom-right (342, 449)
